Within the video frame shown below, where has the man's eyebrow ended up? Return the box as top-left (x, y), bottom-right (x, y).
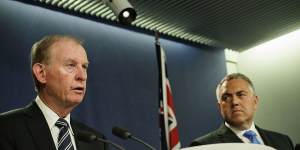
top-left (236, 90), bottom-right (248, 94)
top-left (237, 90), bottom-right (247, 93)
top-left (222, 93), bottom-right (232, 97)
top-left (64, 58), bottom-right (76, 63)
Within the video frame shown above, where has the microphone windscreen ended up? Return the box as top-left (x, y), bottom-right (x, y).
top-left (112, 126), bottom-right (131, 139)
top-left (76, 131), bottom-right (97, 142)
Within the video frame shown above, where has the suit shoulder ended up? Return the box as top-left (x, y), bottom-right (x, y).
top-left (259, 127), bottom-right (294, 149)
top-left (0, 107), bottom-right (26, 122)
top-left (260, 128), bottom-right (291, 139)
top-left (0, 107), bottom-right (28, 137)
top-left (190, 130), bottom-right (220, 146)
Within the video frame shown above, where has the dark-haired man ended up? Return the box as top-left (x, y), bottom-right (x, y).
top-left (190, 73), bottom-right (294, 150)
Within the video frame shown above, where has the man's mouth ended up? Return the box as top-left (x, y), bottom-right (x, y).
top-left (232, 108), bottom-right (243, 113)
top-left (72, 86), bottom-right (85, 93)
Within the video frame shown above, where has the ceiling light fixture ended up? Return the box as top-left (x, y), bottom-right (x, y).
top-left (103, 0), bottom-right (137, 25)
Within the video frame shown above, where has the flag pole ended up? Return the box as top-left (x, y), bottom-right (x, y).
top-left (155, 30), bottom-right (160, 45)
top-left (155, 31), bottom-right (168, 150)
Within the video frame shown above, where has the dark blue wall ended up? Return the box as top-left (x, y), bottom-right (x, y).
top-left (0, 1), bottom-right (226, 149)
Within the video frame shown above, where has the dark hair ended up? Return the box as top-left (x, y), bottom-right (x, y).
top-left (30, 35), bottom-right (83, 91)
top-left (216, 73), bottom-right (255, 101)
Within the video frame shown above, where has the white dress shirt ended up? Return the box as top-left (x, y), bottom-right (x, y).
top-left (35, 96), bottom-right (77, 150)
top-left (225, 122), bottom-right (265, 144)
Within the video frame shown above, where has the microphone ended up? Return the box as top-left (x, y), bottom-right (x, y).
top-left (112, 126), bottom-right (156, 150)
top-left (76, 131), bottom-right (126, 150)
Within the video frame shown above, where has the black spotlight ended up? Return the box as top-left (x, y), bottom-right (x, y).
top-left (103, 0), bottom-right (137, 25)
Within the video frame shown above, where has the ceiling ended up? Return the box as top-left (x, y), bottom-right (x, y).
top-left (19, 0), bottom-right (300, 51)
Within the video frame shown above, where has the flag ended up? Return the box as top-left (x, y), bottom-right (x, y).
top-left (156, 39), bottom-right (181, 150)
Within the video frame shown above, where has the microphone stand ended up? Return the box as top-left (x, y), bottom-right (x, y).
top-left (76, 131), bottom-right (126, 150)
top-left (95, 138), bottom-right (126, 150)
top-left (130, 135), bottom-right (156, 150)
top-left (112, 126), bottom-right (157, 150)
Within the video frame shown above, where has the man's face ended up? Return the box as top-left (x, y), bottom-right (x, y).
top-left (217, 79), bottom-right (258, 129)
top-left (44, 39), bottom-right (88, 108)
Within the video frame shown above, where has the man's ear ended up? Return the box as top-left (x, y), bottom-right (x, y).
top-left (254, 95), bottom-right (259, 110)
top-left (217, 101), bottom-right (221, 112)
top-left (32, 63), bottom-right (47, 84)
top-left (217, 101), bottom-right (225, 118)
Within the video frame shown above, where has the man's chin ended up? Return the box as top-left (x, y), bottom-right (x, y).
top-left (230, 111), bottom-right (246, 119)
top-left (65, 97), bottom-right (84, 106)
top-left (228, 118), bottom-right (251, 129)
top-left (227, 116), bottom-right (245, 124)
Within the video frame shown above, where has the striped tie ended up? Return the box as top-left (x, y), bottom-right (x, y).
top-left (55, 118), bottom-right (75, 150)
top-left (243, 130), bottom-right (261, 144)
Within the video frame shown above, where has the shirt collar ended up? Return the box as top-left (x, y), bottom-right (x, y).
top-left (35, 96), bottom-right (73, 132)
top-left (225, 121), bottom-right (259, 136)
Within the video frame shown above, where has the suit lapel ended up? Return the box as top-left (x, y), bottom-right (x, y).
top-left (24, 102), bottom-right (56, 150)
top-left (72, 121), bottom-right (83, 150)
top-left (256, 126), bottom-right (273, 147)
top-left (216, 124), bottom-right (243, 143)
top-left (71, 120), bottom-right (92, 150)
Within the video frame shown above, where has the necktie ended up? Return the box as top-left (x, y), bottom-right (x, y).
top-left (55, 118), bottom-right (75, 150)
top-left (243, 130), bottom-right (261, 144)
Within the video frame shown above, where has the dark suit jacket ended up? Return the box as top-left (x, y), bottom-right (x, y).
top-left (0, 102), bottom-right (107, 150)
top-left (190, 124), bottom-right (294, 150)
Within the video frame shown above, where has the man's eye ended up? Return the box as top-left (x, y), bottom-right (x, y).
top-left (66, 64), bottom-right (76, 72)
top-left (237, 93), bottom-right (247, 97)
top-left (222, 95), bottom-right (230, 102)
top-left (83, 65), bottom-right (88, 70)
top-left (67, 64), bottom-right (75, 68)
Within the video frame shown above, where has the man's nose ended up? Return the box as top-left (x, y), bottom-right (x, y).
top-left (75, 66), bottom-right (87, 81)
top-left (231, 95), bottom-right (240, 105)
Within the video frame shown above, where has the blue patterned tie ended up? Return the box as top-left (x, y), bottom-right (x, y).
top-left (243, 130), bottom-right (261, 144)
top-left (55, 118), bottom-right (75, 150)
